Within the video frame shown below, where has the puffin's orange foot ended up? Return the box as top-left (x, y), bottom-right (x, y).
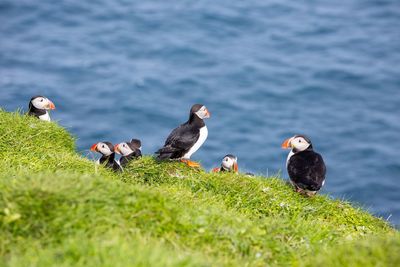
top-left (295, 187), bottom-right (316, 197)
top-left (212, 167), bottom-right (220, 173)
top-left (305, 191), bottom-right (317, 197)
top-left (180, 159), bottom-right (201, 168)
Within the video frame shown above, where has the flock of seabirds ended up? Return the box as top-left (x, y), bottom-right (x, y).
top-left (27, 95), bottom-right (327, 196)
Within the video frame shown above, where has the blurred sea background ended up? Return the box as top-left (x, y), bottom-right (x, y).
top-left (1, 0), bottom-right (399, 226)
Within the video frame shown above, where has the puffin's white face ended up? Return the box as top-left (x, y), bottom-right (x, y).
top-left (92, 142), bottom-right (113, 156)
top-left (221, 156), bottom-right (238, 172)
top-left (290, 136), bottom-right (311, 151)
top-left (31, 97), bottom-right (56, 110)
top-left (115, 142), bottom-right (134, 156)
top-left (195, 106), bottom-right (211, 119)
top-left (282, 136), bottom-right (311, 152)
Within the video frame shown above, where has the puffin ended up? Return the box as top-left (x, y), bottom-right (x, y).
top-left (212, 154), bottom-right (238, 173)
top-left (281, 135), bottom-right (326, 196)
top-left (156, 104), bottom-right (210, 167)
top-left (114, 138), bottom-right (142, 168)
top-left (28, 95), bottom-right (56, 121)
top-left (90, 141), bottom-right (122, 171)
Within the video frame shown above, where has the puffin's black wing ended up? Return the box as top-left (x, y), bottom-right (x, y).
top-left (120, 151), bottom-right (141, 167)
top-left (156, 123), bottom-right (199, 160)
top-left (119, 156), bottom-right (129, 168)
top-left (133, 149), bottom-right (142, 158)
top-left (287, 151), bottom-right (326, 191)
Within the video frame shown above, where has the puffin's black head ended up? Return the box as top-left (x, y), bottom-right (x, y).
top-left (282, 134), bottom-right (313, 152)
top-left (90, 141), bottom-right (115, 156)
top-left (190, 104), bottom-right (210, 120)
top-left (29, 95), bottom-right (56, 110)
top-left (130, 139), bottom-right (142, 150)
top-left (115, 141), bottom-right (139, 156)
top-left (221, 154), bottom-right (238, 172)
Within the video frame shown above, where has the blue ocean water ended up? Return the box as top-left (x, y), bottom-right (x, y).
top-left (1, 0), bottom-right (399, 226)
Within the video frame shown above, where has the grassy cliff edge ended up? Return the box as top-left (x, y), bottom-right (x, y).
top-left (0, 110), bottom-right (399, 267)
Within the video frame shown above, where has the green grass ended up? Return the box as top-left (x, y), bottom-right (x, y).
top-left (0, 110), bottom-right (399, 267)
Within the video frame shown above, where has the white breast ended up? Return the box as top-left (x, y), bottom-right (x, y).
top-left (116, 160), bottom-right (123, 171)
top-left (286, 150), bottom-right (294, 168)
top-left (183, 126), bottom-right (208, 159)
top-left (38, 112), bottom-right (51, 122)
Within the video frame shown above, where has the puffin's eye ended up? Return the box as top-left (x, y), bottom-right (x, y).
top-left (299, 140), bottom-right (301, 143)
top-left (225, 158), bottom-right (229, 161)
top-left (102, 145), bottom-right (105, 148)
top-left (40, 99), bottom-right (44, 102)
top-left (123, 144), bottom-right (126, 147)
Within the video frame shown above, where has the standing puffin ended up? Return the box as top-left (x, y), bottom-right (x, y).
top-left (282, 135), bottom-right (326, 196)
top-left (156, 104), bottom-right (210, 167)
top-left (114, 138), bottom-right (142, 168)
top-left (90, 142), bottom-right (122, 171)
top-left (28, 95), bottom-right (56, 121)
top-left (212, 154), bottom-right (238, 173)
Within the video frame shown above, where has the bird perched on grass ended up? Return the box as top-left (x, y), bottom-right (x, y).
top-left (282, 135), bottom-right (326, 196)
top-left (90, 141), bottom-right (122, 171)
top-left (28, 95), bottom-right (56, 121)
top-left (212, 154), bottom-right (238, 173)
top-left (115, 139), bottom-right (142, 168)
top-left (156, 104), bottom-right (210, 168)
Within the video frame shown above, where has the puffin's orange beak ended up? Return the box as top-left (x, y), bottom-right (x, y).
top-left (114, 144), bottom-right (121, 154)
top-left (233, 162), bottom-right (238, 172)
top-left (47, 100), bottom-right (56, 110)
top-left (90, 143), bottom-right (98, 152)
top-left (205, 109), bottom-right (211, 118)
top-left (281, 138), bottom-right (292, 149)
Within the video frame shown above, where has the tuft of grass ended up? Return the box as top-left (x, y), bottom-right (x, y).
top-left (0, 110), bottom-right (399, 266)
top-left (302, 234), bottom-right (400, 267)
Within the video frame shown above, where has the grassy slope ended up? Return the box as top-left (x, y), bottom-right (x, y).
top-left (0, 110), bottom-right (399, 267)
